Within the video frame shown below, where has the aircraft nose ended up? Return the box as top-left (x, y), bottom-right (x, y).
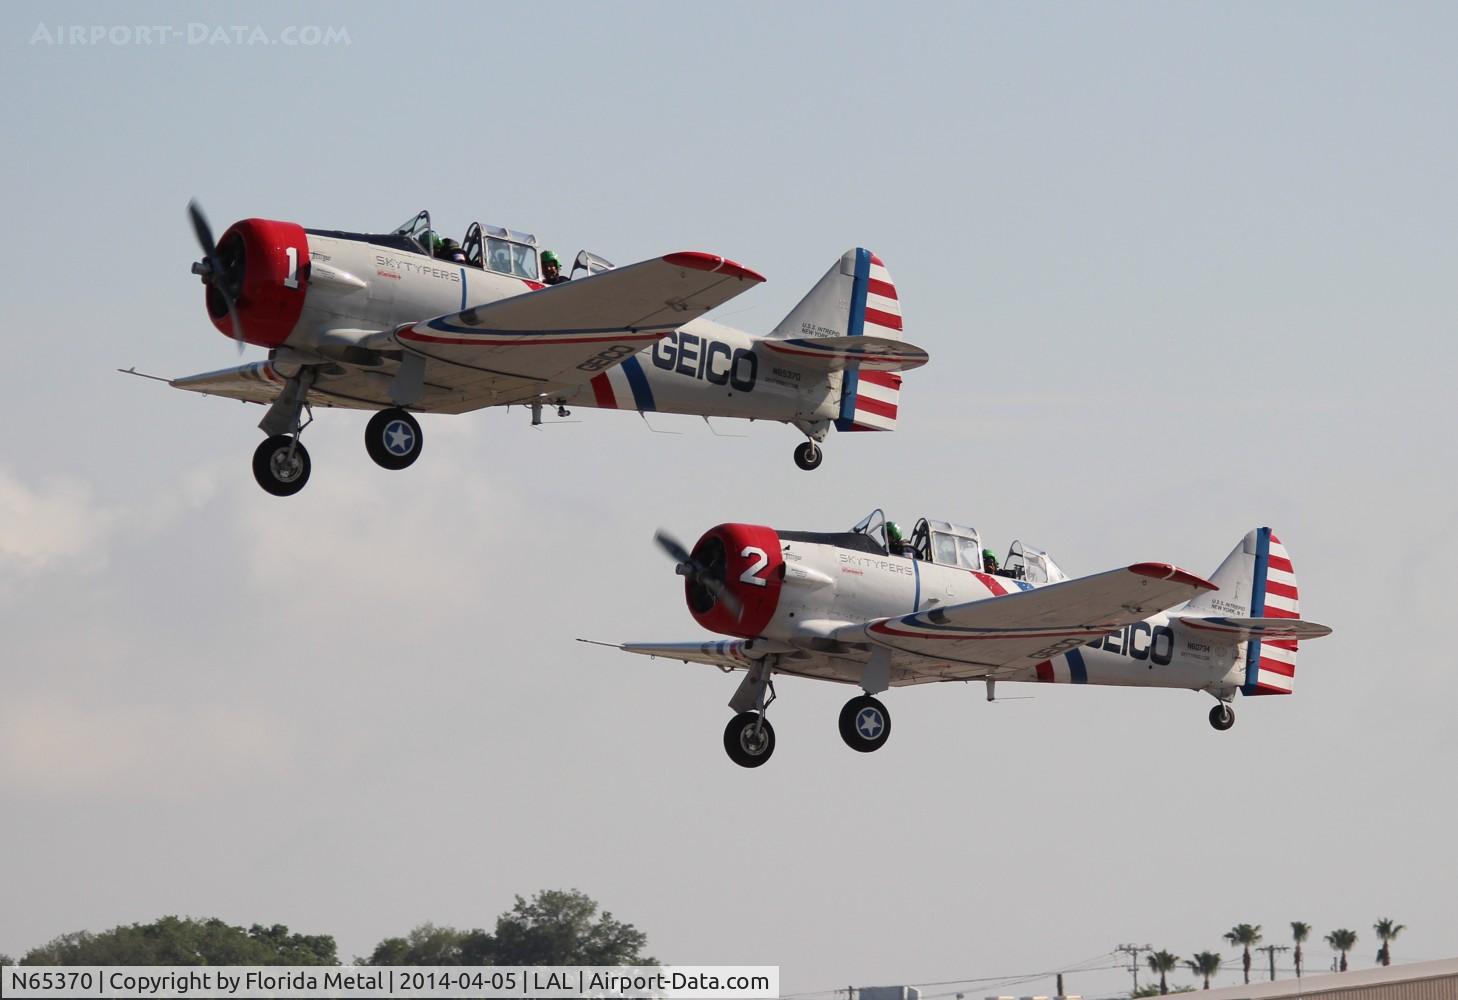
top-left (202, 217), bottom-right (310, 349)
top-left (685, 523), bottom-right (784, 639)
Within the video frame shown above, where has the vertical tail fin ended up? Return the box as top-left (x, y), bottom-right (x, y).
top-left (838, 250), bottom-right (904, 432)
top-left (1184, 528), bottom-right (1303, 695)
top-left (1244, 531), bottom-right (1301, 695)
top-left (768, 248), bottom-right (906, 432)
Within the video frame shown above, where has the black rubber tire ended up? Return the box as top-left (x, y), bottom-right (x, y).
top-left (1209, 703), bottom-right (1236, 731)
top-left (252, 435), bottom-right (311, 496)
top-left (793, 441), bottom-right (822, 471)
top-left (839, 695), bottom-right (892, 752)
top-left (723, 711), bottom-right (776, 768)
top-left (365, 408), bottom-right (423, 470)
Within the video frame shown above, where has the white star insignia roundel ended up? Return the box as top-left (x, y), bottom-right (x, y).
top-left (385, 421), bottom-right (414, 455)
top-left (856, 708), bottom-right (883, 739)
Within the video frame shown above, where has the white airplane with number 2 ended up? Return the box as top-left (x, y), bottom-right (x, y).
top-left (595, 511), bottom-right (1332, 767)
top-left (163, 205), bottom-right (927, 495)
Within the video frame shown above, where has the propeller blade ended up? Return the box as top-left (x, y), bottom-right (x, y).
top-left (654, 530), bottom-right (693, 567)
top-left (703, 576), bottom-right (743, 617)
top-left (654, 528), bottom-right (743, 620)
top-left (188, 199), bottom-right (245, 354)
top-left (187, 199), bottom-right (215, 257)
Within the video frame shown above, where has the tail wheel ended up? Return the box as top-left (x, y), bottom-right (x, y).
top-left (252, 435), bottom-right (311, 496)
top-left (838, 695), bottom-right (892, 752)
top-left (723, 711), bottom-right (776, 768)
top-left (793, 441), bottom-right (822, 471)
top-left (1209, 703), bottom-right (1235, 731)
top-left (365, 408), bottom-right (423, 470)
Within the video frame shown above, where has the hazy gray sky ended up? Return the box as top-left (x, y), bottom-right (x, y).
top-left (2, 1), bottom-right (1455, 994)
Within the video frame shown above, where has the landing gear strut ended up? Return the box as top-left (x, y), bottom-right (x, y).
top-left (1209, 702), bottom-right (1236, 731)
top-left (254, 369), bottom-right (316, 496)
top-left (793, 440), bottom-right (823, 471)
top-left (839, 695), bottom-right (892, 752)
top-left (723, 666), bottom-right (777, 768)
top-left (365, 408), bottom-right (423, 470)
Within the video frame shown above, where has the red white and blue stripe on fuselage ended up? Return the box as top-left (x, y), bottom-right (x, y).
top-left (588, 358), bottom-right (656, 411)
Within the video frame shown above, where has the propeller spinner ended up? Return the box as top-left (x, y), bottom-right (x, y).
top-left (654, 529), bottom-right (743, 619)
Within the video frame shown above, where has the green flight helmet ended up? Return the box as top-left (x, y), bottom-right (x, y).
top-left (541, 250), bottom-right (561, 268)
top-left (886, 522), bottom-right (904, 544)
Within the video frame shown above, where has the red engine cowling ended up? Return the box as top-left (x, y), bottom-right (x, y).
top-left (686, 523), bottom-right (784, 638)
top-left (205, 218), bottom-right (310, 348)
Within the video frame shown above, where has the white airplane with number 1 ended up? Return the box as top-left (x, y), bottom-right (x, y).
top-left (594, 511), bottom-right (1332, 767)
top-left (162, 205), bottom-right (927, 495)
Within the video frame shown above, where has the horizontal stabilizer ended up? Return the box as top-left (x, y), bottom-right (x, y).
top-left (762, 336), bottom-right (928, 372)
top-left (1173, 615), bottom-right (1333, 642)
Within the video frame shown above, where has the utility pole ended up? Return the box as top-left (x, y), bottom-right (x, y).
top-left (1258, 945), bottom-right (1290, 981)
top-left (1117, 944), bottom-right (1153, 993)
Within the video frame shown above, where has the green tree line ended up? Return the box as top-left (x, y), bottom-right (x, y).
top-left (0, 889), bottom-right (651, 968)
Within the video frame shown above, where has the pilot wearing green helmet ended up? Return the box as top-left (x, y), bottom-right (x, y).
top-left (982, 549), bottom-right (1000, 574)
top-left (885, 522), bottom-right (913, 558)
top-left (541, 249), bottom-right (569, 285)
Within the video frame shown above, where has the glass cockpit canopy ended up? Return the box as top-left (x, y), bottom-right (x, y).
top-left (921, 519), bottom-right (983, 569)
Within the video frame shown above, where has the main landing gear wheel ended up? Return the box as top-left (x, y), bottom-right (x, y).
top-left (839, 695), bottom-right (891, 753)
top-left (793, 441), bottom-right (823, 471)
top-left (723, 711), bottom-right (776, 768)
top-left (252, 435), bottom-right (311, 497)
top-left (365, 408), bottom-right (423, 470)
top-left (1209, 703), bottom-right (1236, 731)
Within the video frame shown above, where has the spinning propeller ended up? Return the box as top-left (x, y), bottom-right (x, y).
top-left (188, 200), bottom-right (245, 352)
top-left (654, 530), bottom-right (742, 618)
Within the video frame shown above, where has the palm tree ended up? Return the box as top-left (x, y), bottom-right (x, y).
top-left (1224, 925), bottom-right (1263, 984)
top-left (1291, 922), bottom-right (1311, 978)
top-left (1147, 950), bottom-right (1180, 995)
top-left (1186, 952), bottom-right (1222, 990)
top-left (1326, 929), bottom-right (1358, 972)
top-left (1373, 919), bottom-right (1405, 966)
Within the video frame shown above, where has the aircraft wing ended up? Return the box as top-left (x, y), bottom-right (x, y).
top-left (170, 360), bottom-right (289, 404)
top-left (395, 252), bottom-right (765, 385)
top-left (844, 564), bottom-right (1219, 679)
top-left (585, 638), bottom-right (783, 671)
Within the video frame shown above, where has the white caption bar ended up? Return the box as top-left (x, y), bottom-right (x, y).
top-left (2, 965), bottom-right (780, 999)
